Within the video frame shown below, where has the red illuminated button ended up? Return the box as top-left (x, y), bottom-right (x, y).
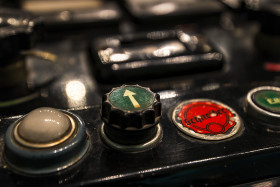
top-left (172, 99), bottom-right (242, 140)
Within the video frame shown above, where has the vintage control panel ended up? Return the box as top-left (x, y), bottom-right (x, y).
top-left (0, 0), bottom-right (280, 186)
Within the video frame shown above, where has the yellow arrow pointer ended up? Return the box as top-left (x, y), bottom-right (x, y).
top-left (124, 90), bottom-right (140, 108)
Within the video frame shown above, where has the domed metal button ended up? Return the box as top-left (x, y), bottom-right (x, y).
top-left (16, 107), bottom-right (74, 146)
top-left (4, 107), bottom-right (90, 175)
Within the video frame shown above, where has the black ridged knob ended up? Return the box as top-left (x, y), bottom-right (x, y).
top-left (101, 85), bottom-right (161, 145)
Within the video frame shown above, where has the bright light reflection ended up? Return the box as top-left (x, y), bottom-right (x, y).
top-left (65, 81), bottom-right (86, 101)
top-left (150, 2), bottom-right (177, 15)
top-left (98, 9), bottom-right (118, 19)
top-left (153, 47), bottom-right (171, 57)
top-left (178, 32), bottom-right (191, 43)
top-left (7, 18), bottom-right (20, 26)
top-left (158, 90), bottom-right (178, 99)
top-left (109, 53), bottom-right (130, 62)
top-left (178, 32), bottom-right (198, 51)
top-left (45, 118), bottom-right (60, 125)
top-left (153, 42), bottom-right (185, 57)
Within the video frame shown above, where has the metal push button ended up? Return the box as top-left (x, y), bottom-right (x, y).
top-left (245, 86), bottom-right (280, 128)
top-left (15, 107), bottom-right (75, 147)
top-left (101, 85), bottom-right (162, 152)
top-left (172, 99), bottom-right (242, 140)
top-left (4, 107), bottom-right (90, 175)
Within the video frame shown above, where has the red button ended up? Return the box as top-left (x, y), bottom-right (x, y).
top-left (178, 101), bottom-right (236, 134)
top-left (172, 99), bottom-right (242, 140)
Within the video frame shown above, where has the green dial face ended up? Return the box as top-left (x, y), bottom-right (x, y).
top-left (253, 90), bottom-right (280, 114)
top-left (109, 86), bottom-right (154, 111)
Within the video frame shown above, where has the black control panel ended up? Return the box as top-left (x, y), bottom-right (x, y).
top-left (0, 0), bottom-right (280, 186)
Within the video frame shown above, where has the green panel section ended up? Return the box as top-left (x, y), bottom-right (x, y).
top-left (109, 86), bottom-right (154, 111)
top-left (253, 90), bottom-right (280, 114)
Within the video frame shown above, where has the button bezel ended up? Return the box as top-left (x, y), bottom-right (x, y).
top-left (100, 122), bottom-right (162, 152)
top-left (245, 86), bottom-right (280, 125)
top-left (4, 109), bottom-right (90, 176)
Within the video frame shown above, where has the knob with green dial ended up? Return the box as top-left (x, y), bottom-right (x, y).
top-left (101, 85), bottom-right (162, 147)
